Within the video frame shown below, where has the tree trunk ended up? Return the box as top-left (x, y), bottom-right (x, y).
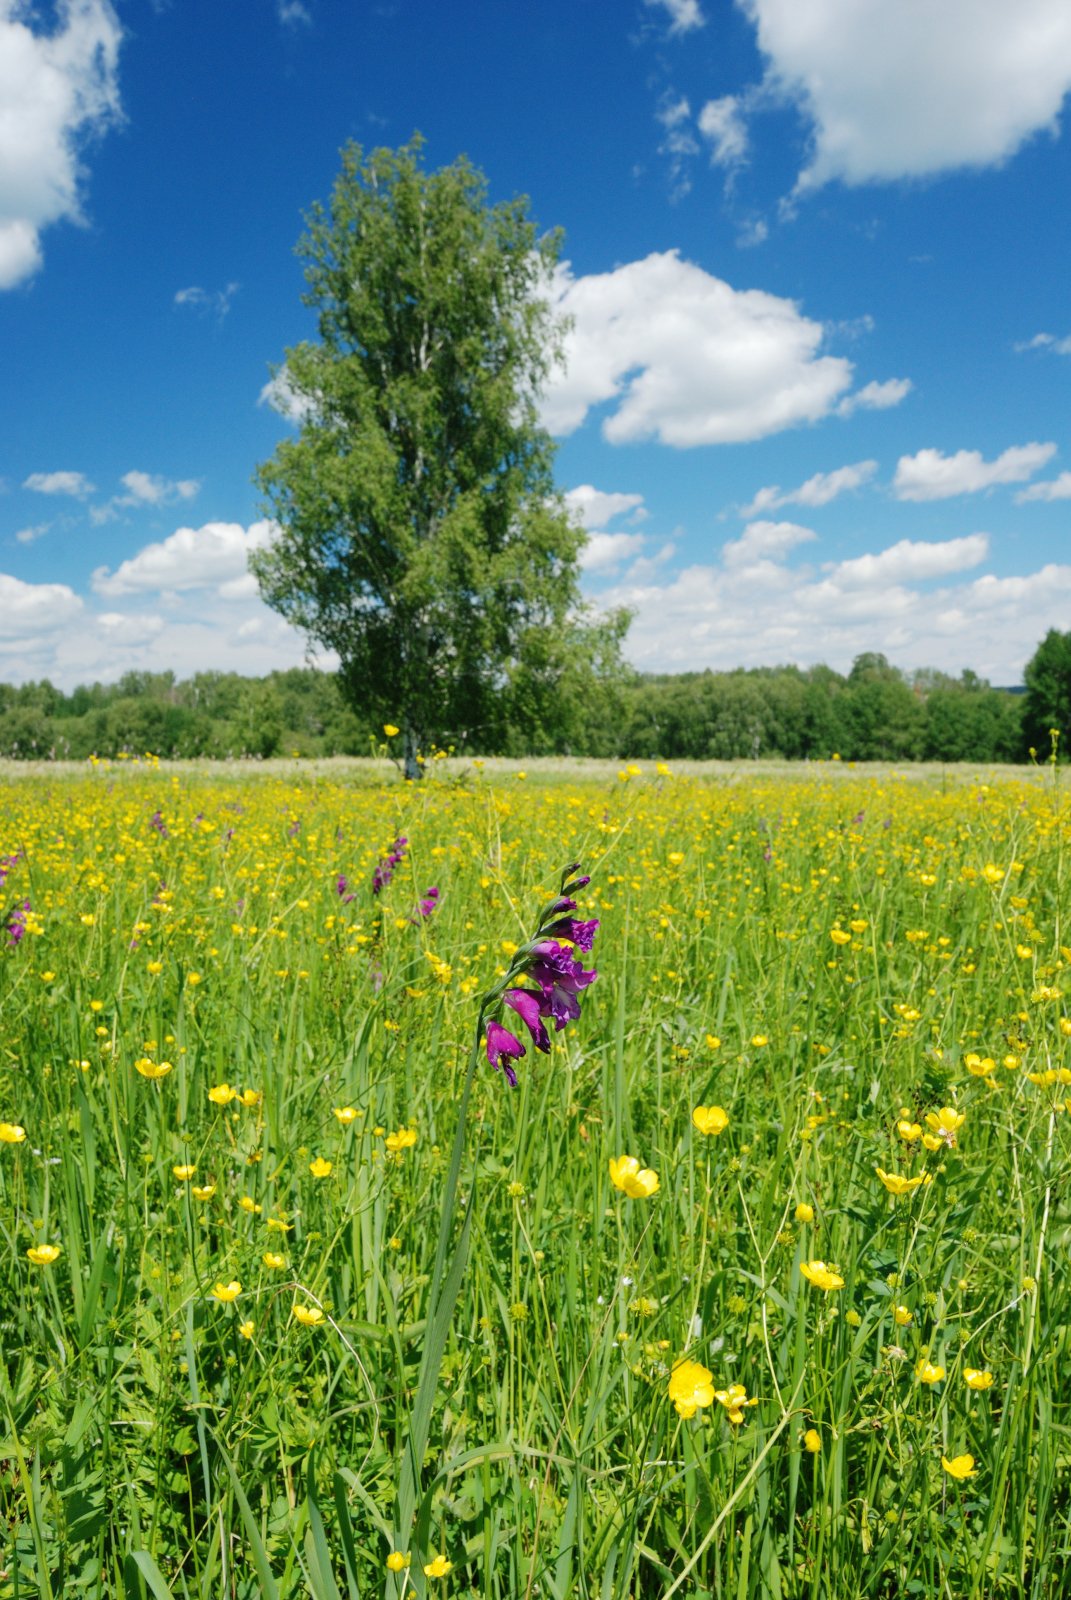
top-left (403, 724), bottom-right (422, 782)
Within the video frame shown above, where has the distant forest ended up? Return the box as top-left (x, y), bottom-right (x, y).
top-left (0, 650), bottom-right (1058, 764)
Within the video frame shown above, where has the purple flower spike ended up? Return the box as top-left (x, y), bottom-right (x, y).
top-left (528, 940), bottom-right (598, 993)
top-left (503, 988), bottom-right (551, 1053)
top-left (486, 1020), bottom-right (525, 1087)
top-left (417, 886), bottom-right (440, 918)
top-left (543, 915), bottom-right (600, 953)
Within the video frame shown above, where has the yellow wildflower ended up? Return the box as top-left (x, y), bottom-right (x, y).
top-left (334, 1106), bottom-right (359, 1124)
top-left (609, 1154), bottom-right (660, 1198)
top-left (384, 1127), bottom-right (417, 1154)
top-left (0, 1122), bottom-right (27, 1143)
top-left (795, 1202), bottom-right (814, 1223)
top-left (309, 1156), bottom-right (333, 1178)
top-left (964, 1368), bottom-right (993, 1390)
top-left (692, 1104), bottom-right (729, 1136)
top-left (208, 1083), bottom-right (234, 1105)
top-left (423, 1555), bottom-right (452, 1578)
top-left (942, 1453), bottom-right (976, 1479)
top-left (27, 1243), bottom-right (61, 1266)
top-left (800, 1261), bottom-right (844, 1292)
top-left (211, 1280), bottom-right (242, 1303)
top-left (293, 1303), bottom-right (325, 1326)
top-left (135, 1058), bottom-right (173, 1080)
top-left (916, 1359), bottom-right (945, 1384)
top-left (668, 1358), bottom-right (715, 1418)
top-left (172, 1164), bottom-right (196, 1181)
top-left (876, 1166), bottom-right (932, 1196)
top-left (803, 1428), bottom-right (821, 1453)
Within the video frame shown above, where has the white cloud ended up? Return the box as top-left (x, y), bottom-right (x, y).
top-left (23, 470), bottom-right (95, 496)
top-left (14, 522), bottom-right (50, 544)
top-left (92, 520), bottom-right (275, 596)
top-left (258, 368), bottom-right (317, 424)
top-left (836, 378), bottom-right (913, 416)
top-left (277, 0), bottom-right (312, 24)
top-left (722, 519), bottom-right (817, 568)
top-left (698, 96), bottom-right (749, 168)
top-left (90, 470), bottom-right (201, 523)
top-left (565, 485), bottom-right (647, 529)
top-left (580, 532), bottom-right (649, 574)
top-left (593, 532), bottom-right (1068, 683)
top-left (0, 0), bottom-right (122, 288)
top-left (1016, 471), bottom-right (1071, 503)
top-left (893, 442), bottom-right (1057, 500)
top-left (829, 533), bottom-right (989, 587)
top-left (645, 0), bottom-right (704, 34)
top-left (1015, 331), bottom-right (1071, 355)
top-left (542, 250), bottom-right (858, 446)
top-left (0, 572), bottom-right (83, 639)
top-left (741, 0), bottom-right (1071, 190)
top-left (740, 459), bottom-right (877, 517)
top-left (174, 282), bottom-right (239, 320)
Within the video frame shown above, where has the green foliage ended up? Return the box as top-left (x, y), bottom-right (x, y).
top-left (253, 135), bottom-right (623, 774)
top-left (1022, 629), bottom-right (1071, 758)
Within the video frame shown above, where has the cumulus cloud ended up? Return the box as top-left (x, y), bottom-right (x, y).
top-left (0, 572), bottom-right (84, 640)
top-left (740, 0), bottom-right (1071, 190)
top-left (0, 0), bottom-right (122, 288)
top-left (722, 519), bottom-right (817, 568)
top-left (258, 368), bottom-right (317, 424)
top-left (829, 534), bottom-right (989, 587)
top-left (740, 460), bottom-right (877, 518)
top-left (14, 523), bottom-right (50, 545)
top-left (1016, 471), bottom-right (1071, 503)
top-left (542, 250), bottom-right (868, 446)
top-left (645, 0), bottom-right (704, 34)
top-left (592, 532), bottom-right (1067, 684)
top-left (564, 485), bottom-right (647, 529)
top-left (580, 532), bottom-right (649, 574)
top-left (92, 520), bottom-right (275, 596)
top-left (23, 470), bottom-right (95, 496)
top-left (893, 442), bottom-right (1057, 501)
top-left (698, 96), bottom-right (749, 168)
top-left (836, 378), bottom-right (913, 417)
top-left (90, 470), bottom-right (201, 524)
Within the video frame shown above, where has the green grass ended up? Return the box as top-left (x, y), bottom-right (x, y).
top-left (0, 762), bottom-right (1069, 1597)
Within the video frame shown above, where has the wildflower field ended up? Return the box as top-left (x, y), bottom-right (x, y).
top-left (1, 759), bottom-right (1070, 1598)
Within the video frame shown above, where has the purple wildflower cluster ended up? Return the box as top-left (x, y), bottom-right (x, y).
top-left (1, 854), bottom-right (29, 946)
top-left (372, 836), bottom-right (408, 896)
top-left (150, 809), bottom-right (169, 838)
top-left (414, 886), bottom-right (440, 920)
top-left (484, 862), bottom-right (598, 1087)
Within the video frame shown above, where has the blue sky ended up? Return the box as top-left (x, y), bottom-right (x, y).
top-left (3, 0), bottom-right (1070, 690)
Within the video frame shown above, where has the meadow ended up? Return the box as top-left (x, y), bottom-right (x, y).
top-left (1, 756), bottom-right (1069, 1598)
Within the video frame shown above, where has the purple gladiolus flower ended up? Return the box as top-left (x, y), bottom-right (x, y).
top-left (337, 874), bottom-right (355, 903)
top-left (6, 899), bottom-right (29, 946)
top-left (542, 915), bottom-right (599, 953)
top-left (150, 809), bottom-right (169, 837)
top-left (503, 988), bottom-right (551, 1053)
top-left (372, 835), bottom-right (408, 896)
top-left (486, 1020), bottom-right (525, 1087)
top-left (415, 886), bottom-right (439, 919)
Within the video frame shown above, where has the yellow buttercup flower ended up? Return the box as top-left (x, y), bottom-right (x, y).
top-left (238, 1320), bottom-right (255, 1340)
top-left (795, 1202), bottom-right (814, 1223)
top-left (383, 724), bottom-right (400, 737)
top-left (803, 1428), bottom-right (822, 1454)
top-left (668, 1358), bottom-right (715, 1418)
top-left (191, 1183), bottom-right (217, 1200)
top-left (333, 1105), bottom-right (359, 1124)
top-left (964, 1368), bottom-right (993, 1390)
top-left (923, 1106), bottom-right (965, 1149)
top-left (384, 1127), bottom-right (417, 1154)
top-left (27, 1243), bottom-right (61, 1266)
top-left (237, 1088), bottom-right (262, 1108)
top-left (293, 1302), bottom-right (325, 1326)
top-left (800, 1260), bottom-right (844, 1292)
top-left (263, 1251), bottom-right (286, 1269)
top-left (386, 1551), bottom-right (409, 1572)
top-left (609, 1154), bottom-right (660, 1198)
top-left (942, 1453), bottom-right (976, 1479)
top-left (830, 928), bottom-right (851, 945)
top-left (135, 1058), bottom-right (173, 1080)
top-left (309, 1156), bottom-right (333, 1178)
top-left (893, 1304), bottom-right (913, 1326)
top-left (423, 1555), bottom-right (452, 1578)
top-left (714, 1383), bottom-right (757, 1425)
top-left (0, 1122), bottom-right (26, 1143)
top-left (173, 1164), bottom-right (196, 1180)
top-left (692, 1104), bottom-right (729, 1136)
top-left (916, 1359), bottom-right (945, 1384)
top-left (208, 1083), bottom-right (235, 1105)
top-left (897, 1120), bottom-right (922, 1142)
top-left (875, 1166), bottom-right (932, 1196)
top-left (211, 1280), bottom-right (242, 1303)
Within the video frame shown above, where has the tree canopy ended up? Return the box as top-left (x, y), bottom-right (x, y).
top-left (252, 135), bottom-right (626, 776)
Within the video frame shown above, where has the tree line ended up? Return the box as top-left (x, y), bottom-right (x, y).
top-left (1, 636), bottom-right (1067, 764)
